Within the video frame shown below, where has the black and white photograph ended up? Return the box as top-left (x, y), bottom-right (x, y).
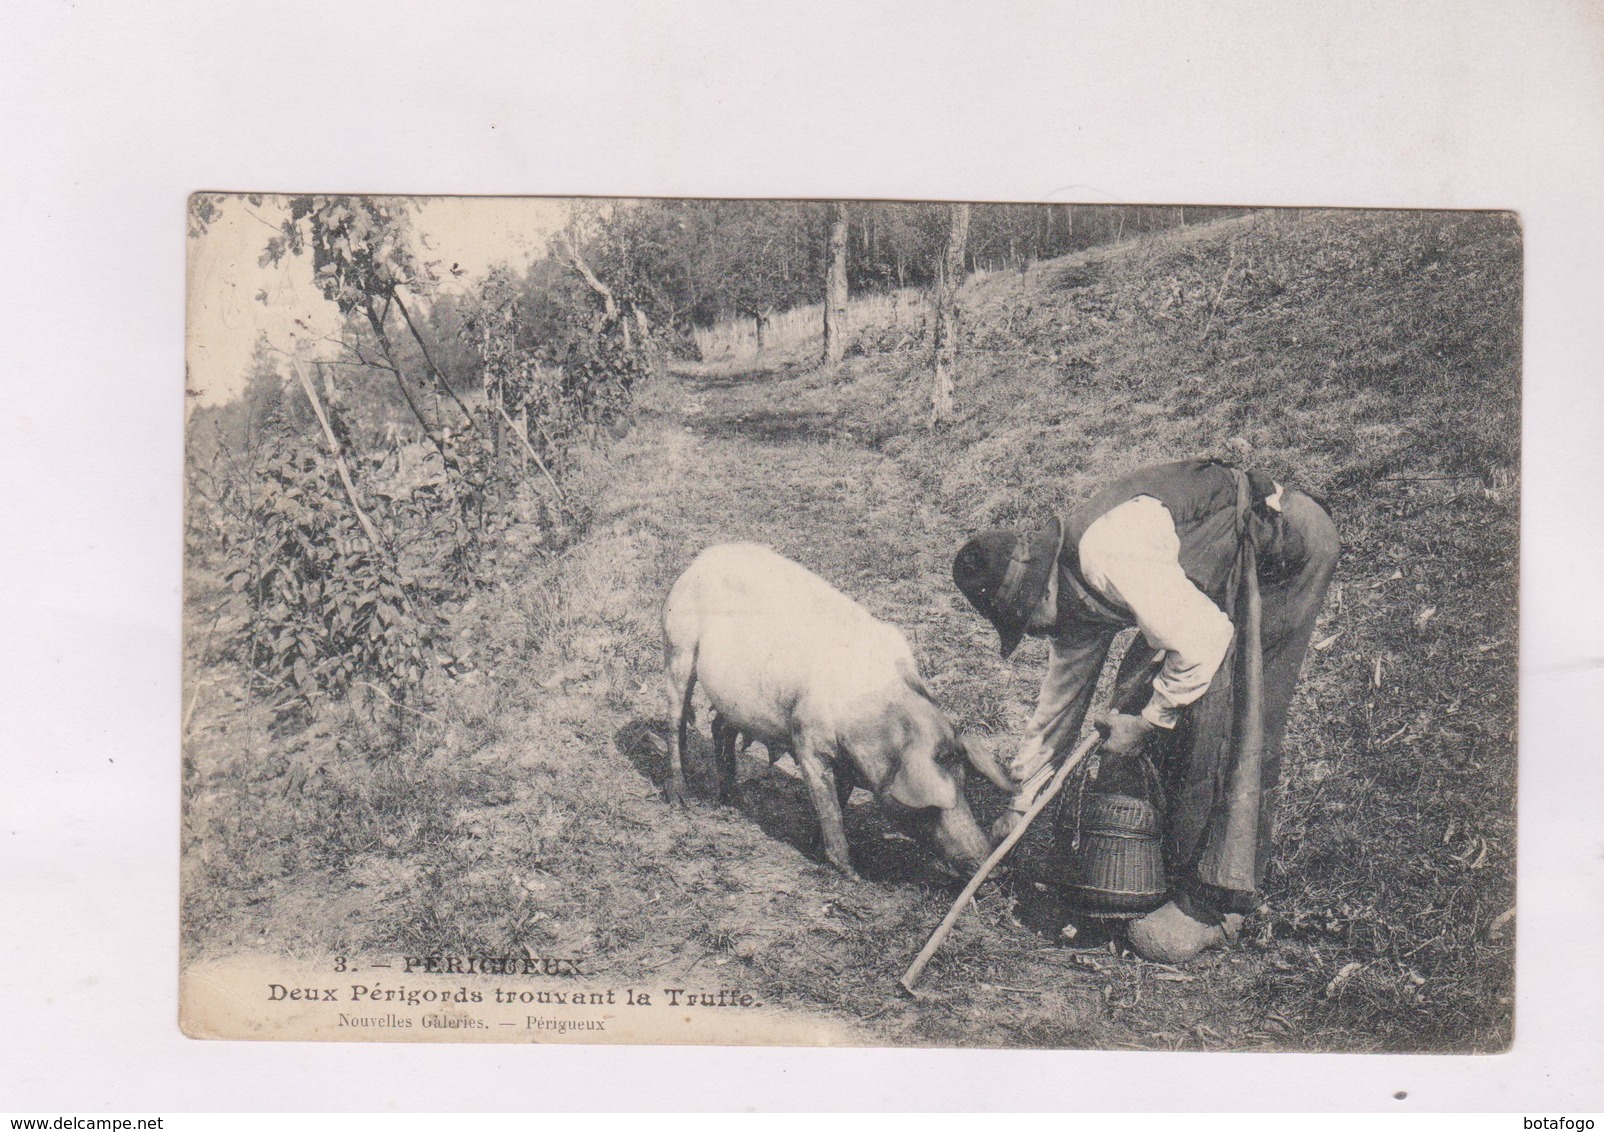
top-left (12, 0), bottom-right (1604, 1115)
top-left (182, 195), bottom-right (1519, 1052)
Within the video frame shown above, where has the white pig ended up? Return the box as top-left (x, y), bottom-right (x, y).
top-left (661, 543), bottom-right (993, 879)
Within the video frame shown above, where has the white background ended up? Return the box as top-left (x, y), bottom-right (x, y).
top-left (2, 0), bottom-right (1601, 1113)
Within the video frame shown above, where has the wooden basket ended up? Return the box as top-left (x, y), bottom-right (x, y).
top-left (1062, 792), bottom-right (1168, 919)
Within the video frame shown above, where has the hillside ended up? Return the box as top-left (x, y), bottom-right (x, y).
top-left (184, 207), bottom-right (1519, 1052)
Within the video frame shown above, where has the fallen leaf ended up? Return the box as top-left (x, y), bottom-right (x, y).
top-left (1487, 907), bottom-right (1516, 941)
top-left (1414, 605), bottom-right (1437, 630)
top-left (1313, 631), bottom-right (1342, 652)
top-left (1451, 836), bottom-right (1489, 867)
top-left (1323, 961), bottom-right (1364, 998)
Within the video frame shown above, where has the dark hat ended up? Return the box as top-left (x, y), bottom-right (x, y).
top-left (952, 516), bottom-right (1065, 658)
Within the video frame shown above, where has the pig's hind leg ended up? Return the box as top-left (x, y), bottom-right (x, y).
top-left (662, 642), bottom-right (697, 808)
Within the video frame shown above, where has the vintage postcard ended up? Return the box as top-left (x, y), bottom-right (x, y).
top-left (182, 195), bottom-right (1518, 1050)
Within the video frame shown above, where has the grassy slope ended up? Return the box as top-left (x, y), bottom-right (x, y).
top-left (838, 208), bottom-right (1521, 1050)
top-left (184, 208), bottom-right (1518, 1052)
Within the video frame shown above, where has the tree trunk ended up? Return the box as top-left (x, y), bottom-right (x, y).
top-left (392, 290), bottom-right (478, 431)
top-left (481, 330), bottom-right (503, 468)
top-left (318, 358), bottom-right (338, 406)
top-left (560, 232), bottom-right (619, 324)
top-left (633, 306), bottom-right (662, 379)
top-left (288, 355), bottom-right (424, 628)
top-left (930, 202), bottom-right (971, 428)
top-left (363, 299), bottom-right (450, 466)
top-left (497, 403), bottom-right (566, 504)
top-left (822, 202), bottom-right (849, 364)
top-left (487, 371), bottom-right (500, 509)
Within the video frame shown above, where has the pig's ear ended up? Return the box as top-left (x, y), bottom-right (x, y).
top-left (958, 731), bottom-right (1015, 792)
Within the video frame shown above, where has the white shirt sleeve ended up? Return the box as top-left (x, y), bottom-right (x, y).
top-left (1005, 629), bottom-right (1113, 810)
top-left (1077, 496), bottom-right (1234, 729)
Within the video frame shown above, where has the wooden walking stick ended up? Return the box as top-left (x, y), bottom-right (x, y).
top-left (900, 658), bottom-right (1161, 992)
top-left (899, 728), bottom-right (1103, 993)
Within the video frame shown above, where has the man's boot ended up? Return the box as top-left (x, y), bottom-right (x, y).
top-left (1126, 897), bottom-right (1244, 964)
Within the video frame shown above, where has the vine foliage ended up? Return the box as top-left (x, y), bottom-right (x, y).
top-left (194, 195), bottom-right (653, 722)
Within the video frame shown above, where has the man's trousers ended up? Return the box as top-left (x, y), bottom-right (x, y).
top-left (1037, 489), bottom-right (1340, 913)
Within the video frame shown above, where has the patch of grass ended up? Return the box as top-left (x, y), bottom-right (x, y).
top-left (813, 208), bottom-right (1519, 1050)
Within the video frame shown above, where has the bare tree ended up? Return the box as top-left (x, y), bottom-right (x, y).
top-left (822, 202), bottom-right (849, 364)
top-left (560, 229), bottom-right (620, 327)
top-left (930, 202), bottom-right (971, 427)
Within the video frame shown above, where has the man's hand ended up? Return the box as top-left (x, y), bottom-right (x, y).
top-left (1093, 710), bottom-right (1157, 756)
top-left (988, 760), bottom-right (1054, 842)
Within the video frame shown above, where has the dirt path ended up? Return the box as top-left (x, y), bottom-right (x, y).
top-left (462, 356), bottom-right (1291, 1050)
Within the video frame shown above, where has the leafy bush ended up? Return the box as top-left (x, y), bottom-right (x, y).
top-left (222, 429), bottom-right (430, 715)
top-left (193, 195), bottom-right (659, 724)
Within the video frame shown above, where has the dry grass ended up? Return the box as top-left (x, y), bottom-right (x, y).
top-left (693, 288), bottom-right (932, 362)
top-left (184, 208), bottom-right (1517, 1051)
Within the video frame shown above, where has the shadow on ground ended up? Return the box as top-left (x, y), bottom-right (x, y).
top-left (678, 358), bottom-right (846, 444)
top-left (677, 359), bottom-right (807, 389)
top-left (693, 406), bottom-right (841, 444)
top-left (612, 716), bottom-right (977, 887)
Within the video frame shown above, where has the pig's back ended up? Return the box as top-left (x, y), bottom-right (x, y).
top-left (673, 544), bottom-right (913, 740)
